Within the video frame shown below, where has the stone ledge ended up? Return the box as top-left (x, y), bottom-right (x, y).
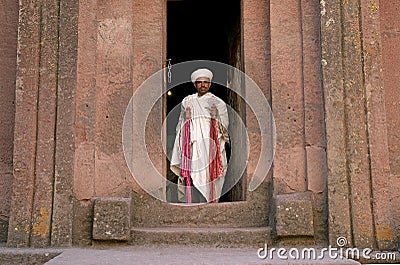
top-left (130, 227), bottom-right (273, 248)
top-left (92, 197), bottom-right (131, 241)
top-left (0, 247), bottom-right (62, 265)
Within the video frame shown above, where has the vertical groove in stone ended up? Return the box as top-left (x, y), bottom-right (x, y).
top-left (320, 0), bottom-right (353, 247)
top-left (341, 0), bottom-right (375, 248)
top-left (301, 0), bottom-right (328, 244)
top-left (358, 0), bottom-right (378, 250)
top-left (360, 0), bottom-right (397, 250)
top-left (339, 0), bottom-right (357, 248)
top-left (30, 2), bottom-right (43, 247)
top-left (30, 0), bottom-right (59, 248)
top-left (302, 0), bottom-right (327, 193)
top-left (299, 0), bottom-right (308, 192)
top-left (7, 0), bottom-right (41, 248)
top-left (51, 0), bottom-right (78, 247)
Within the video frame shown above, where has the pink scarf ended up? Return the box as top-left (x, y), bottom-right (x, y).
top-left (181, 114), bottom-right (224, 203)
top-left (209, 117), bottom-right (224, 203)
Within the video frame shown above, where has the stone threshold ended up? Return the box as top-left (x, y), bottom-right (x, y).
top-left (130, 226), bottom-right (273, 248)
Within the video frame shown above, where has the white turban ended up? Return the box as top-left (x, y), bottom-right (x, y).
top-left (191, 68), bottom-right (213, 83)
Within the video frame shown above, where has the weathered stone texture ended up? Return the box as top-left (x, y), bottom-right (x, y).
top-left (7, 0), bottom-right (41, 248)
top-left (51, 0), bottom-right (79, 247)
top-left (72, 199), bottom-right (94, 246)
top-left (6, 0), bottom-right (61, 247)
top-left (130, 0), bottom-right (165, 197)
top-left (130, 227), bottom-right (272, 248)
top-left (30, 0), bottom-right (60, 248)
top-left (361, 0), bottom-right (397, 250)
top-left (8, 0), bottom-right (68, 247)
top-left (275, 192), bottom-right (314, 237)
top-left (301, 0), bottom-right (327, 194)
top-left (74, 0), bottom-right (97, 202)
top-left (269, 0), bottom-right (328, 243)
top-left (320, 0), bottom-right (353, 247)
top-left (243, 0), bottom-right (270, 186)
top-left (94, 0), bottom-right (133, 197)
top-left (380, 0), bottom-right (400, 245)
top-left (0, 248), bottom-right (61, 265)
top-left (131, 187), bottom-right (269, 229)
top-left (342, 0), bottom-right (375, 248)
top-left (381, 1), bottom-right (400, 176)
top-left (322, 0), bottom-right (399, 250)
top-left (130, 181), bottom-right (272, 248)
top-left (0, 220), bottom-right (8, 243)
top-left (311, 192), bottom-right (328, 244)
top-left (271, 0), bottom-right (307, 194)
top-left (73, 17), bottom-right (97, 243)
top-left (93, 198), bottom-right (131, 241)
top-left (0, 0), bottom-right (18, 243)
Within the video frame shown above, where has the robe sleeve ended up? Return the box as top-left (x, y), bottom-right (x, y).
top-left (215, 98), bottom-right (229, 142)
top-left (170, 97), bottom-right (189, 176)
top-left (175, 99), bottom-right (186, 135)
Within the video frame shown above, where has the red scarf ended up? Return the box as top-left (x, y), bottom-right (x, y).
top-left (209, 117), bottom-right (224, 203)
top-left (181, 115), bottom-right (224, 203)
top-left (180, 118), bottom-right (192, 203)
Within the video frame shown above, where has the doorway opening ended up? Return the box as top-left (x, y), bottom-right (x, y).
top-left (165, 0), bottom-right (243, 203)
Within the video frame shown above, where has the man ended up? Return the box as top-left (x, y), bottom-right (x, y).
top-left (170, 68), bottom-right (229, 203)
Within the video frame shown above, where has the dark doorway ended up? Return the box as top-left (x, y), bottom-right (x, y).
top-left (166, 0), bottom-right (243, 203)
top-left (166, 0), bottom-right (241, 110)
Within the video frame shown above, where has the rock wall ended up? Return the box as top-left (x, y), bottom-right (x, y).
top-left (321, 0), bottom-right (399, 250)
top-left (3, 0), bottom-right (399, 250)
top-left (0, 0), bottom-right (18, 242)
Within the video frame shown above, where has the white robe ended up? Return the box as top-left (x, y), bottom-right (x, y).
top-left (170, 92), bottom-right (229, 202)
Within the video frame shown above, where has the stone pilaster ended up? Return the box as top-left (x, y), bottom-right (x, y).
top-left (7, 0), bottom-right (78, 248)
top-left (7, 0), bottom-right (43, 247)
top-left (375, 0), bottom-right (400, 250)
top-left (321, 0), bottom-right (399, 249)
top-left (320, 0), bottom-right (353, 247)
top-left (29, 0), bottom-right (60, 248)
top-left (270, 0), bottom-right (307, 194)
top-left (342, 0), bottom-right (375, 249)
top-left (243, 0), bottom-right (271, 190)
top-left (131, 0), bottom-right (165, 197)
top-left (50, 0), bottom-right (78, 247)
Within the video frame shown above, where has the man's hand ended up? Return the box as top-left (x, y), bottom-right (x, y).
top-left (185, 106), bottom-right (191, 119)
top-left (210, 104), bottom-right (217, 118)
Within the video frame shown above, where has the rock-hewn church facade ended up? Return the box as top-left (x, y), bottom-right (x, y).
top-left (0, 0), bottom-right (399, 251)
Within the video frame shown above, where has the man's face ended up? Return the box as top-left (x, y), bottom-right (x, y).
top-left (194, 77), bottom-right (211, 96)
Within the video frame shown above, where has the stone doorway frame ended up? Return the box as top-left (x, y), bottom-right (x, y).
top-left (129, 0), bottom-right (273, 228)
top-left (164, 0), bottom-right (247, 203)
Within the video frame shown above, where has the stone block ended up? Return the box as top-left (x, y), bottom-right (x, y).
top-left (92, 197), bottom-right (131, 241)
top-left (275, 192), bottom-right (314, 236)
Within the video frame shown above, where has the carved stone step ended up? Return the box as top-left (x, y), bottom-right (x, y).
top-left (131, 183), bottom-right (271, 228)
top-left (130, 227), bottom-right (273, 248)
